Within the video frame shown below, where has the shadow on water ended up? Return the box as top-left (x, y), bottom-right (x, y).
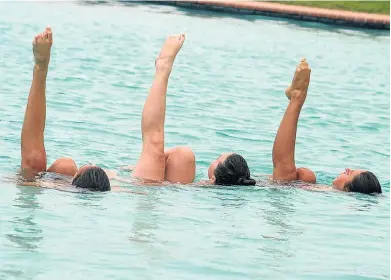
top-left (6, 186), bottom-right (43, 251)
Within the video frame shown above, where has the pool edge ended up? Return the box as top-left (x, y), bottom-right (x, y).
top-left (132, 0), bottom-right (390, 30)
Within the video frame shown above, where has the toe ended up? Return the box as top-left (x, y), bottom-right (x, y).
top-left (37, 32), bottom-right (45, 42)
top-left (46, 27), bottom-right (53, 42)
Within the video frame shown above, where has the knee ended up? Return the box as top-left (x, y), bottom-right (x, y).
top-left (297, 167), bottom-right (316, 184)
top-left (177, 146), bottom-right (195, 163)
top-left (48, 157), bottom-right (78, 177)
top-left (168, 146), bottom-right (195, 166)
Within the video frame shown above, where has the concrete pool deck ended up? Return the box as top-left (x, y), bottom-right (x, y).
top-left (139, 0), bottom-right (390, 30)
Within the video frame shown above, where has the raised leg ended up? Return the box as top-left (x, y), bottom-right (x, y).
top-left (21, 27), bottom-right (53, 177)
top-left (133, 34), bottom-right (185, 182)
top-left (272, 58), bottom-right (311, 181)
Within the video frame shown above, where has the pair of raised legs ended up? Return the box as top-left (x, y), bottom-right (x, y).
top-left (21, 27), bottom-right (195, 184)
top-left (132, 34), bottom-right (195, 184)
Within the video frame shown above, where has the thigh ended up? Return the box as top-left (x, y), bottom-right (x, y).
top-left (164, 146), bottom-right (195, 184)
top-left (21, 148), bottom-right (47, 176)
top-left (133, 146), bottom-right (166, 182)
top-left (47, 157), bottom-right (78, 177)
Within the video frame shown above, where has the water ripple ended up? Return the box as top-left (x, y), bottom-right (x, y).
top-left (0, 2), bottom-right (389, 280)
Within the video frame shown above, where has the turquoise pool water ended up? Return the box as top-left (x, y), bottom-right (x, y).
top-left (0, 2), bottom-right (389, 279)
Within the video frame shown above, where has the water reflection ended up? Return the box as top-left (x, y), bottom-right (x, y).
top-left (258, 187), bottom-right (300, 263)
top-left (129, 189), bottom-right (160, 244)
top-left (263, 188), bottom-right (298, 232)
top-left (6, 186), bottom-right (43, 251)
top-left (128, 188), bottom-right (166, 265)
top-left (347, 192), bottom-right (382, 211)
top-left (213, 187), bottom-right (248, 208)
top-left (74, 192), bottom-right (106, 210)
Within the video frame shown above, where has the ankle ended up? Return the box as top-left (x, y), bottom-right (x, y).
top-left (155, 57), bottom-right (174, 73)
top-left (34, 63), bottom-right (49, 73)
top-left (155, 67), bottom-right (171, 79)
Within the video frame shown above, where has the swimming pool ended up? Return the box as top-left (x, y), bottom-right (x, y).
top-left (0, 2), bottom-right (389, 279)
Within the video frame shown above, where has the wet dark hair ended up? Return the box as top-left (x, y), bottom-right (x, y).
top-left (72, 167), bottom-right (110, 192)
top-left (344, 171), bottom-right (382, 194)
top-left (214, 153), bottom-right (256, 186)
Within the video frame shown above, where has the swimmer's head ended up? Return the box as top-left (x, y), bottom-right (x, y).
top-left (72, 165), bottom-right (110, 192)
top-left (333, 169), bottom-right (381, 194)
top-left (208, 153), bottom-right (255, 186)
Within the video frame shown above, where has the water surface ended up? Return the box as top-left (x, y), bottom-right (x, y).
top-left (0, 2), bottom-right (389, 279)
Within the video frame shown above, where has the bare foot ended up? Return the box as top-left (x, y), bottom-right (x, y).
top-left (33, 26), bottom-right (53, 70)
top-left (155, 34), bottom-right (185, 73)
top-left (285, 58), bottom-right (311, 104)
